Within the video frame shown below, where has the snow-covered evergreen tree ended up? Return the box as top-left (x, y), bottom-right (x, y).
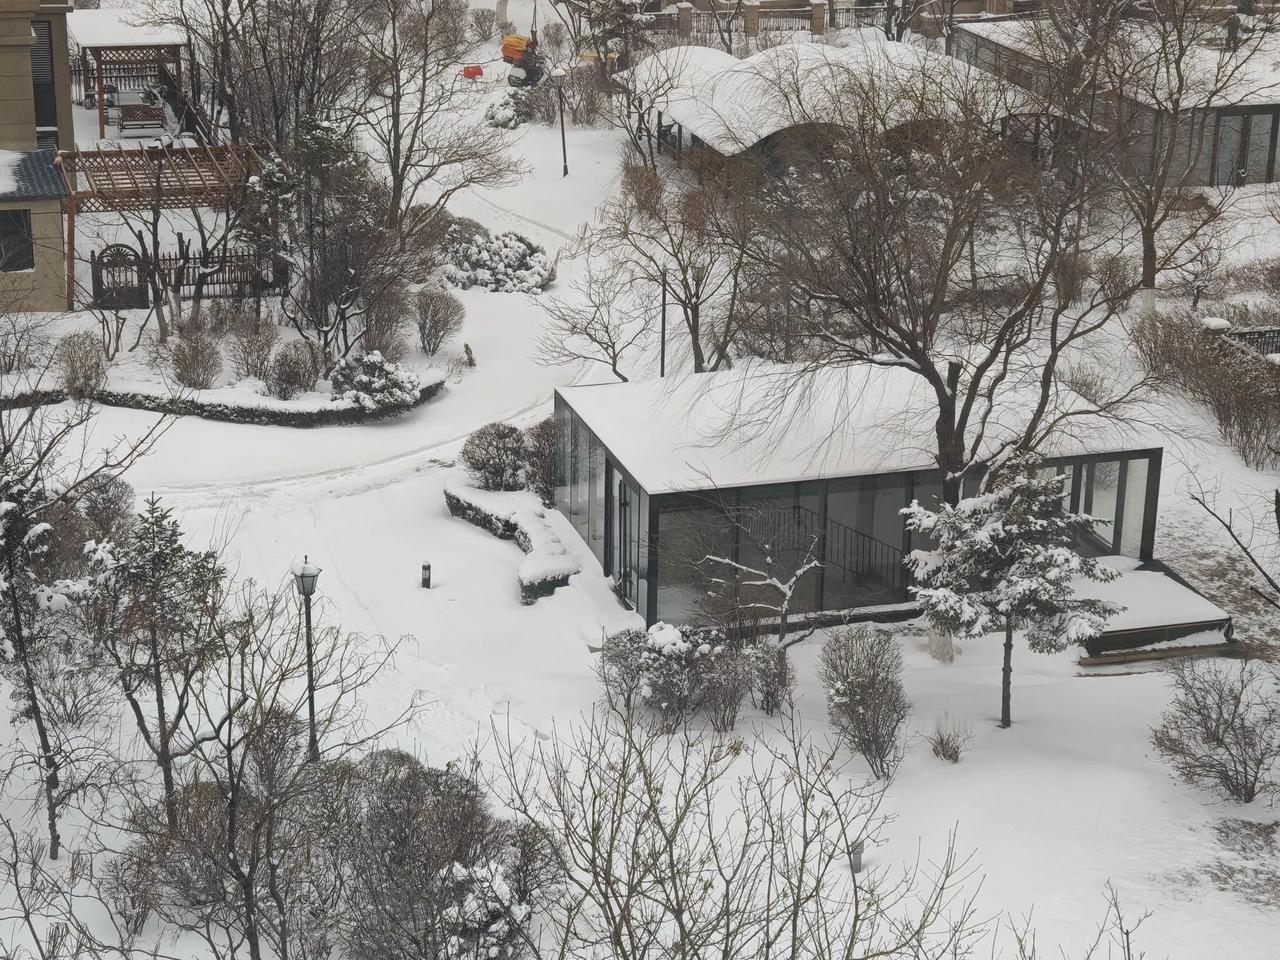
top-left (902, 456), bottom-right (1122, 728)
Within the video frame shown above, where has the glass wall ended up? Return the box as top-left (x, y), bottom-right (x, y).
top-left (737, 483), bottom-right (822, 615)
top-left (556, 397), bottom-right (610, 572)
top-left (656, 499), bottom-right (733, 625)
top-left (824, 475), bottom-right (910, 611)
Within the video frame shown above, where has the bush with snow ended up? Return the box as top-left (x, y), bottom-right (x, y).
top-left (328, 350), bottom-right (422, 412)
top-left (818, 625), bottom-right (910, 781)
top-left (443, 226), bottom-right (555, 294)
top-left (600, 623), bottom-right (732, 730)
top-left (523, 417), bottom-right (556, 507)
top-left (265, 340), bottom-right (319, 399)
top-left (1151, 657), bottom-right (1280, 803)
top-left (484, 89), bottom-right (533, 129)
top-left (54, 330), bottom-right (105, 399)
top-left (460, 422), bottom-right (527, 491)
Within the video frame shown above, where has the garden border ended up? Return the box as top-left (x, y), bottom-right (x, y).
top-left (0, 378), bottom-right (446, 428)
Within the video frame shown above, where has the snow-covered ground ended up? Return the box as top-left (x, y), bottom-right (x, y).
top-left (15, 10), bottom-right (1280, 955)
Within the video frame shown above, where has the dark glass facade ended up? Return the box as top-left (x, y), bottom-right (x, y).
top-left (555, 393), bottom-right (1162, 627)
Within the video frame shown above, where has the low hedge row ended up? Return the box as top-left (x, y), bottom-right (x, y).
top-left (0, 380), bottom-right (445, 428)
top-left (443, 486), bottom-right (576, 604)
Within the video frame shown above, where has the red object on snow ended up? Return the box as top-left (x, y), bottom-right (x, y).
top-left (462, 64), bottom-right (484, 80)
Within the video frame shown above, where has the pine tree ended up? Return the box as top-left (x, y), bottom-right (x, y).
top-left (902, 456), bottom-right (1122, 728)
top-left (90, 496), bottom-right (228, 829)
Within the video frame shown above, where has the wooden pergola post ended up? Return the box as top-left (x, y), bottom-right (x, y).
top-left (65, 197), bottom-right (76, 309)
top-left (94, 50), bottom-right (105, 140)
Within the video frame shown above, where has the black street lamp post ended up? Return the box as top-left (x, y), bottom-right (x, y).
top-left (292, 556), bottom-right (322, 761)
top-left (552, 67), bottom-right (568, 177)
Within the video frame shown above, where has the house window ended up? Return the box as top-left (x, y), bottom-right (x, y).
top-left (30, 20), bottom-right (58, 145)
top-left (0, 211), bottom-right (35, 272)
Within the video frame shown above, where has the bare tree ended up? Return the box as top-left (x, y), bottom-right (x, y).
top-left (536, 267), bottom-right (653, 382)
top-left (493, 696), bottom-right (986, 960)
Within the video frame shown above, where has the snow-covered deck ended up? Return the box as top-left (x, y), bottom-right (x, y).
top-left (1076, 557), bottom-right (1232, 655)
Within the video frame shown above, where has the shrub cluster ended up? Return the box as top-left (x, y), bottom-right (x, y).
top-left (601, 623), bottom-right (749, 732)
top-left (1133, 307), bottom-right (1280, 468)
top-left (266, 340), bottom-right (320, 400)
top-left (329, 350), bottom-right (422, 412)
top-left (443, 226), bottom-right (555, 294)
top-left (415, 287), bottom-right (465, 356)
top-left (818, 626), bottom-right (911, 781)
top-left (484, 89), bottom-right (534, 129)
top-left (54, 330), bottom-right (106, 399)
top-left (1151, 656), bottom-right (1280, 803)
top-left (460, 417), bottom-right (556, 499)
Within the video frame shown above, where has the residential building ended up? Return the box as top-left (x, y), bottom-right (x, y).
top-left (0, 0), bottom-right (73, 311)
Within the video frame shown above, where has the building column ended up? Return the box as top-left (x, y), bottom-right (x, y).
top-left (810, 0), bottom-right (827, 37)
top-left (677, 2), bottom-right (693, 37)
top-left (743, 0), bottom-right (759, 36)
top-left (983, 0), bottom-right (1013, 13)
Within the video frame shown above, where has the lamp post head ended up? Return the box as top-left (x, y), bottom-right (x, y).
top-left (551, 67), bottom-right (566, 86)
top-left (292, 555), bottom-right (322, 598)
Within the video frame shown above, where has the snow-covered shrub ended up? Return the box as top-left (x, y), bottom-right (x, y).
top-left (1151, 657), bottom-right (1280, 803)
top-left (415, 287), bottom-right (465, 356)
top-left (443, 226), bottom-right (555, 294)
top-left (266, 340), bottom-right (319, 399)
top-left (361, 291), bottom-right (411, 364)
top-left (523, 416), bottom-right (555, 507)
top-left (167, 324), bottom-right (223, 389)
top-left (340, 750), bottom-right (548, 960)
top-left (818, 626), bottom-right (910, 781)
top-left (54, 330), bottom-right (105, 399)
top-left (484, 89), bottom-right (533, 129)
top-left (328, 350), bottom-right (421, 412)
top-left (746, 640), bottom-right (794, 717)
top-left (925, 715), bottom-right (972, 764)
top-left (600, 623), bottom-right (728, 730)
top-left (460, 422), bottom-right (527, 491)
top-left (0, 311), bottom-right (52, 373)
top-left (227, 310), bottom-right (279, 380)
top-left (703, 645), bottom-right (752, 733)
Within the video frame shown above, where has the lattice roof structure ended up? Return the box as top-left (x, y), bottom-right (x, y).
top-left (55, 143), bottom-right (274, 307)
top-left (56, 143), bottom-right (267, 213)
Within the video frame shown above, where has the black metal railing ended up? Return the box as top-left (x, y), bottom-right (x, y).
top-left (758, 8), bottom-right (813, 32)
top-left (737, 502), bottom-right (905, 592)
top-left (832, 4), bottom-right (886, 29)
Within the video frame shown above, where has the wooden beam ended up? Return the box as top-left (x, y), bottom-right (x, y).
top-left (65, 197), bottom-right (76, 310)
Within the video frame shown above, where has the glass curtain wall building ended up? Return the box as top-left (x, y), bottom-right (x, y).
top-left (555, 392), bottom-right (1163, 628)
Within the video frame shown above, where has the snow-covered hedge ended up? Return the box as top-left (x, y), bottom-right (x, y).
top-left (443, 477), bottom-right (581, 603)
top-left (484, 89), bottom-right (533, 129)
top-left (0, 373), bottom-right (445, 428)
top-left (329, 351), bottom-right (422, 411)
top-left (443, 226), bottom-right (555, 294)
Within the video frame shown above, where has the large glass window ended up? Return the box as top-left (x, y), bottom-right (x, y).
top-left (823, 476), bottom-right (909, 610)
top-left (553, 398), bottom-right (570, 514)
top-left (1246, 112), bottom-right (1274, 183)
top-left (588, 435), bottom-right (605, 565)
top-left (1214, 113), bottom-right (1246, 185)
top-left (655, 499), bottom-right (732, 626)
top-left (569, 415), bottom-right (589, 540)
top-left (1118, 458), bottom-right (1150, 558)
top-left (736, 484), bottom-right (821, 616)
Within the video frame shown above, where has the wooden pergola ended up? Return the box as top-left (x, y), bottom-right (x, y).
top-left (55, 143), bottom-right (270, 308)
top-left (82, 42), bottom-right (184, 140)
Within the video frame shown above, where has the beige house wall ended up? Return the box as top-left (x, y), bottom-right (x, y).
top-left (0, 198), bottom-right (65, 312)
top-left (0, 2), bottom-right (37, 151)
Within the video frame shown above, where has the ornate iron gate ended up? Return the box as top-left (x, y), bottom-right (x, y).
top-left (90, 244), bottom-right (149, 310)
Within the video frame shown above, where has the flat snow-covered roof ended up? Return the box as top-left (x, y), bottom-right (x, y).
top-left (557, 364), bottom-right (1159, 495)
top-left (957, 19), bottom-right (1280, 109)
top-left (68, 10), bottom-right (186, 50)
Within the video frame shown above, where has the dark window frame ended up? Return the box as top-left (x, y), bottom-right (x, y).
top-left (0, 210), bottom-right (35, 273)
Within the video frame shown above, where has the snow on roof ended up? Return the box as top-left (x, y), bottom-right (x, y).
top-left (68, 9), bottom-right (186, 50)
top-left (957, 18), bottom-right (1280, 109)
top-left (627, 34), bottom-right (1030, 155)
top-left (557, 364), bottom-right (1159, 495)
top-left (1076, 557), bottom-right (1228, 632)
top-left (0, 149), bottom-right (68, 202)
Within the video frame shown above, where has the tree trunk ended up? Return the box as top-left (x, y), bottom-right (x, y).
top-left (5, 567), bottom-right (60, 859)
top-left (1000, 618), bottom-right (1014, 729)
top-left (1140, 222), bottom-right (1158, 319)
top-left (928, 624), bottom-right (955, 664)
top-left (149, 620), bottom-right (178, 832)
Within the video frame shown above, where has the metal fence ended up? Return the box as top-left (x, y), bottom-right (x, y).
top-left (758, 8), bottom-right (812, 32)
top-left (832, 4), bottom-right (886, 29)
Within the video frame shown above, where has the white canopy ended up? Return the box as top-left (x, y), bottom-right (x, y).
top-left (68, 9), bottom-right (186, 50)
top-left (626, 33), bottom-right (1033, 155)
